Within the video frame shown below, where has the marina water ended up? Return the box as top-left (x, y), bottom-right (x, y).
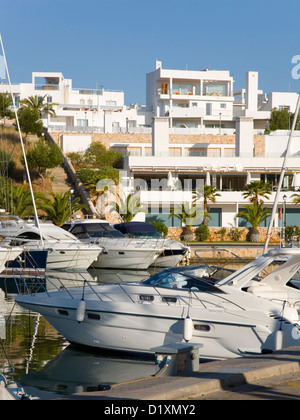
top-left (0, 263), bottom-right (245, 400)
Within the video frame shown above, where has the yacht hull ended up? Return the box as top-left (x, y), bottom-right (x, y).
top-left (151, 250), bottom-right (187, 268)
top-left (91, 248), bottom-right (161, 270)
top-left (46, 247), bottom-right (102, 271)
top-left (16, 289), bottom-right (300, 361)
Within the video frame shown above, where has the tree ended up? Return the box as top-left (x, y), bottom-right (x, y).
top-left (24, 138), bottom-right (64, 184)
top-left (236, 202), bottom-right (271, 242)
top-left (149, 221), bottom-right (168, 237)
top-left (84, 142), bottom-right (123, 169)
top-left (0, 92), bottom-right (14, 124)
top-left (108, 192), bottom-right (144, 222)
top-left (169, 202), bottom-right (203, 241)
top-left (20, 95), bottom-right (57, 118)
top-left (292, 193), bottom-right (300, 205)
top-left (193, 185), bottom-right (220, 225)
top-left (77, 166), bottom-right (120, 192)
top-left (17, 107), bottom-right (43, 139)
top-left (40, 191), bottom-right (87, 226)
top-left (0, 183), bottom-right (43, 218)
top-left (269, 107), bottom-right (300, 131)
top-left (242, 181), bottom-right (272, 205)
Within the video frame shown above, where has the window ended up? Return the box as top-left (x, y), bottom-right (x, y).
top-left (58, 309), bottom-right (69, 316)
top-left (106, 100), bottom-right (117, 106)
top-left (172, 83), bottom-right (193, 95)
top-left (142, 269), bottom-right (224, 293)
top-left (47, 96), bottom-right (52, 103)
top-left (203, 83), bottom-right (227, 96)
top-left (17, 232), bottom-right (41, 240)
top-left (77, 119), bottom-right (88, 127)
top-left (220, 103), bottom-right (226, 109)
top-left (87, 313), bottom-right (101, 320)
top-left (206, 103), bottom-right (212, 115)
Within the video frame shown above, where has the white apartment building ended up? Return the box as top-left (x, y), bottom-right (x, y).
top-left (146, 60), bottom-right (235, 135)
top-left (122, 117), bottom-right (300, 229)
top-left (2, 62), bottom-right (300, 230)
top-left (0, 71), bottom-right (152, 134)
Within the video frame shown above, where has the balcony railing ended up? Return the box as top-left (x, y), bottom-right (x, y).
top-left (35, 84), bottom-right (59, 91)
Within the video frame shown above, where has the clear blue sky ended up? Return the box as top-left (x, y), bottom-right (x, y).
top-left (1, 0), bottom-right (300, 105)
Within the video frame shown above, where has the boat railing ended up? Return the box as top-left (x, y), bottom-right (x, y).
top-left (13, 269), bottom-right (246, 312)
top-left (13, 270), bottom-right (104, 301)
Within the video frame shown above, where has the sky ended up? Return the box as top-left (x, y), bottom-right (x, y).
top-left (1, 0), bottom-right (300, 105)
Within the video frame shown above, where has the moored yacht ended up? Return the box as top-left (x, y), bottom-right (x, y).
top-left (227, 248), bottom-right (300, 312)
top-left (0, 218), bottom-right (102, 271)
top-left (62, 219), bottom-right (163, 270)
top-left (113, 221), bottom-right (189, 267)
top-left (16, 249), bottom-right (300, 361)
top-left (0, 245), bottom-right (23, 274)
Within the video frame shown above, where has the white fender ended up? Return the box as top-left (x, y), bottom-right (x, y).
top-left (76, 299), bottom-right (86, 323)
top-left (183, 316), bottom-right (193, 342)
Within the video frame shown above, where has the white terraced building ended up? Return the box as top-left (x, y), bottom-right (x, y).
top-left (1, 62), bottom-right (300, 229)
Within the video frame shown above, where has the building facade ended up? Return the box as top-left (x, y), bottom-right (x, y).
top-left (2, 62), bottom-right (300, 230)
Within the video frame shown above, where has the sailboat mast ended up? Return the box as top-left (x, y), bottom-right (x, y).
top-left (0, 34), bottom-right (44, 247)
top-left (263, 93), bottom-right (300, 253)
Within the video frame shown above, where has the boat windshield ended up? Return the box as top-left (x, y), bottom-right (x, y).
top-left (125, 231), bottom-right (162, 239)
top-left (69, 223), bottom-right (124, 239)
top-left (142, 269), bottom-right (224, 293)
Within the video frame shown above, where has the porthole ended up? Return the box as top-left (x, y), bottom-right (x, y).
top-left (87, 313), bottom-right (101, 320)
top-left (139, 295), bottom-right (154, 302)
top-left (58, 309), bottom-right (69, 316)
top-left (194, 324), bottom-right (210, 332)
top-left (162, 297), bottom-right (177, 303)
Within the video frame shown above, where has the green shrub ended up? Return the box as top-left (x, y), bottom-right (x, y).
top-left (218, 227), bottom-right (227, 241)
top-left (196, 224), bottom-right (210, 241)
top-left (230, 228), bottom-right (243, 241)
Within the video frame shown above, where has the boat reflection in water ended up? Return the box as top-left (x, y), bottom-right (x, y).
top-left (0, 268), bottom-right (168, 399)
top-left (20, 345), bottom-right (164, 398)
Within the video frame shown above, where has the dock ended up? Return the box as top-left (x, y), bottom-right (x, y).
top-left (60, 346), bottom-right (300, 400)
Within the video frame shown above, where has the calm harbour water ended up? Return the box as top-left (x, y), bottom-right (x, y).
top-left (0, 262), bottom-right (245, 400)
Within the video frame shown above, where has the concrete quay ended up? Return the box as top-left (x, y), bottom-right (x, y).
top-left (63, 347), bottom-right (300, 400)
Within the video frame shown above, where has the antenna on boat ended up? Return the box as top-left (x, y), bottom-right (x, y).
top-left (263, 94), bottom-right (300, 254)
top-left (0, 33), bottom-right (44, 247)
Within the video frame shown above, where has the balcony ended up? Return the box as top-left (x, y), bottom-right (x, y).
top-left (35, 84), bottom-right (59, 91)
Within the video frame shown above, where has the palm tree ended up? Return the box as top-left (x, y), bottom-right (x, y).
top-left (0, 183), bottom-right (43, 218)
top-left (242, 181), bottom-right (272, 205)
top-left (236, 202), bottom-right (271, 242)
top-left (0, 92), bottom-right (14, 124)
top-left (193, 185), bottom-right (221, 225)
top-left (40, 191), bottom-right (87, 226)
top-left (108, 192), bottom-right (144, 222)
top-left (168, 202), bottom-right (203, 241)
top-left (292, 193), bottom-right (300, 205)
top-left (20, 95), bottom-right (57, 118)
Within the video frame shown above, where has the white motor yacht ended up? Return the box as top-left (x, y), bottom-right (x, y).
top-left (0, 246), bottom-right (23, 274)
top-left (224, 248), bottom-right (300, 312)
top-left (62, 219), bottom-right (163, 270)
top-left (113, 222), bottom-right (190, 267)
top-left (16, 249), bottom-right (300, 361)
top-left (0, 218), bottom-right (102, 271)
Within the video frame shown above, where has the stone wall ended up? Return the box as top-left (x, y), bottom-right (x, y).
top-left (166, 226), bottom-right (281, 243)
top-left (50, 132), bottom-right (265, 156)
